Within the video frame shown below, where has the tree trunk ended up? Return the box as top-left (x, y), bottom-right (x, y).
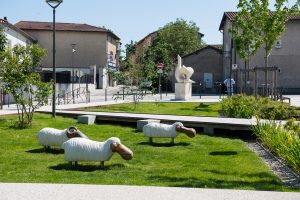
top-left (264, 49), bottom-right (269, 97)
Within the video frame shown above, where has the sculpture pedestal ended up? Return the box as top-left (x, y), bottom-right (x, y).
top-left (175, 82), bottom-right (192, 100)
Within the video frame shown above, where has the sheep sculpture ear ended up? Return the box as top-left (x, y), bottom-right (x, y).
top-left (66, 126), bottom-right (79, 138)
top-left (176, 125), bottom-right (196, 138)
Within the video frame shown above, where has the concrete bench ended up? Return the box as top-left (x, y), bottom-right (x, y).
top-left (78, 115), bottom-right (96, 125)
top-left (137, 119), bottom-right (160, 131)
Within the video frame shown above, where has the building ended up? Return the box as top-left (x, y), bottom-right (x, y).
top-left (15, 21), bottom-right (121, 91)
top-left (219, 12), bottom-right (300, 94)
top-left (0, 17), bottom-right (35, 48)
top-left (182, 45), bottom-right (223, 94)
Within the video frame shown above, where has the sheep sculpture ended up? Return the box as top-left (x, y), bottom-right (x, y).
top-left (36, 127), bottom-right (89, 151)
top-left (62, 137), bottom-right (133, 169)
top-left (143, 122), bottom-right (196, 144)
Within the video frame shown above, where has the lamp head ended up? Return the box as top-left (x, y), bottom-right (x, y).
top-left (46, 0), bottom-right (63, 8)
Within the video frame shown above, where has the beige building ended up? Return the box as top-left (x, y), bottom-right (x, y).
top-left (219, 12), bottom-right (300, 94)
top-left (16, 21), bottom-right (120, 90)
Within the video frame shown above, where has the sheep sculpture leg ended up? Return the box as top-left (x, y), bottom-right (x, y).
top-left (100, 161), bottom-right (105, 169)
top-left (171, 138), bottom-right (175, 145)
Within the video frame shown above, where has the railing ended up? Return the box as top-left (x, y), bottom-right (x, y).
top-left (50, 87), bottom-right (90, 105)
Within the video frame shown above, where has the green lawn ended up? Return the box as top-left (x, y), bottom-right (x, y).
top-left (82, 102), bottom-right (221, 117)
top-left (0, 114), bottom-right (297, 191)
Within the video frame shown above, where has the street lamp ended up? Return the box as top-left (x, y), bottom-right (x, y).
top-left (71, 44), bottom-right (76, 104)
top-left (46, 0), bottom-right (63, 118)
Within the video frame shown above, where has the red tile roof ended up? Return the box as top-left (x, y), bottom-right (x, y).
top-left (15, 21), bottom-right (120, 40)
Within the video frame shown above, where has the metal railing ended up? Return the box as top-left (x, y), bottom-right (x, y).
top-left (51, 87), bottom-right (90, 105)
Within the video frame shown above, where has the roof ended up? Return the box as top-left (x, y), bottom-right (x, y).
top-left (0, 18), bottom-right (36, 42)
top-left (133, 30), bottom-right (204, 48)
top-left (15, 21), bottom-right (120, 40)
top-left (182, 45), bottom-right (223, 58)
top-left (219, 11), bottom-right (300, 30)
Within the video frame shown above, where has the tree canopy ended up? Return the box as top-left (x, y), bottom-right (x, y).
top-left (156, 18), bottom-right (203, 57)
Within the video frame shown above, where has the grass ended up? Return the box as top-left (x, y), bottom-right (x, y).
top-left (0, 113), bottom-right (298, 191)
top-left (81, 102), bottom-right (221, 117)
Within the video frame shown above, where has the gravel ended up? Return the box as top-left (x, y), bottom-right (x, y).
top-left (246, 141), bottom-right (300, 188)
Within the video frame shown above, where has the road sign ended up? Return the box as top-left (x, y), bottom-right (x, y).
top-left (157, 69), bottom-right (163, 74)
top-left (157, 63), bottom-right (164, 69)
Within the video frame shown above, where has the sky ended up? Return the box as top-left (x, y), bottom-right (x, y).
top-left (0, 0), bottom-right (297, 50)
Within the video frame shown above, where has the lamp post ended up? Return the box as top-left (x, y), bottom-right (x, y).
top-left (71, 44), bottom-right (76, 104)
top-left (46, 0), bottom-right (63, 118)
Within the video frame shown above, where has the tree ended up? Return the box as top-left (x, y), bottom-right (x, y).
top-left (157, 18), bottom-right (203, 57)
top-left (230, 0), bottom-right (264, 91)
top-left (232, 0), bottom-right (299, 96)
top-left (141, 19), bottom-right (204, 89)
top-left (0, 44), bottom-right (52, 127)
top-left (258, 0), bottom-right (298, 96)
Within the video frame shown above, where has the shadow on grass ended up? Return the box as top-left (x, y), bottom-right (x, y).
top-left (209, 151), bottom-right (238, 156)
top-left (147, 174), bottom-right (282, 190)
top-left (49, 163), bottom-right (125, 172)
top-left (138, 142), bottom-right (190, 147)
top-left (26, 148), bottom-right (64, 155)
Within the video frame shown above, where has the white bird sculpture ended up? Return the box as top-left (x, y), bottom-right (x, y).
top-left (175, 55), bottom-right (194, 83)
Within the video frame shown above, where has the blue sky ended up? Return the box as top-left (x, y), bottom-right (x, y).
top-left (0, 0), bottom-right (297, 49)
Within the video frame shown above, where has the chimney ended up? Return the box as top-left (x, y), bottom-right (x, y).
top-left (4, 17), bottom-right (7, 21)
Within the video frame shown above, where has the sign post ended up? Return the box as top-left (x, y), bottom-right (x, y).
top-left (157, 63), bottom-right (164, 100)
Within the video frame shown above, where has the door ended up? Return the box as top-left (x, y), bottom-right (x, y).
top-left (204, 73), bottom-right (213, 88)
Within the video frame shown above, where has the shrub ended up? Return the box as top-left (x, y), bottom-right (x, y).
top-left (221, 95), bottom-right (295, 120)
top-left (221, 94), bottom-right (257, 118)
top-left (256, 98), bottom-right (296, 120)
top-left (252, 118), bottom-right (300, 173)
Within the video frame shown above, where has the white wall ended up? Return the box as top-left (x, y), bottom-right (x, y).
top-left (4, 27), bottom-right (31, 48)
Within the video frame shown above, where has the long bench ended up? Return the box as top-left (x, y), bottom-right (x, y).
top-left (38, 110), bottom-right (260, 134)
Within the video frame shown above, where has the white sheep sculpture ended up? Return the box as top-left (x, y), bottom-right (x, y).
top-left (143, 122), bottom-right (196, 144)
top-left (36, 127), bottom-right (89, 151)
top-left (62, 137), bottom-right (133, 169)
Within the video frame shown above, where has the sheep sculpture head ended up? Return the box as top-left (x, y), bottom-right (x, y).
top-left (66, 127), bottom-right (89, 139)
top-left (175, 125), bottom-right (196, 138)
top-left (111, 142), bottom-right (133, 160)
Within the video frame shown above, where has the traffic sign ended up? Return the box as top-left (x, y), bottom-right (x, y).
top-left (157, 69), bottom-right (163, 74)
top-left (157, 63), bottom-right (164, 69)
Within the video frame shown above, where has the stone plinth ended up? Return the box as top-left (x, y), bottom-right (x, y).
top-left (175, 82), bottom-right (192, 100)
top-left (78, 115), bottom-right (96, 125)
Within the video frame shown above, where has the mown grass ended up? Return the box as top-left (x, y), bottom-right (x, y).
top-left (81, 102), bottom-right (221, 117)
top-left (0, 113), bottom-right (298, 191)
